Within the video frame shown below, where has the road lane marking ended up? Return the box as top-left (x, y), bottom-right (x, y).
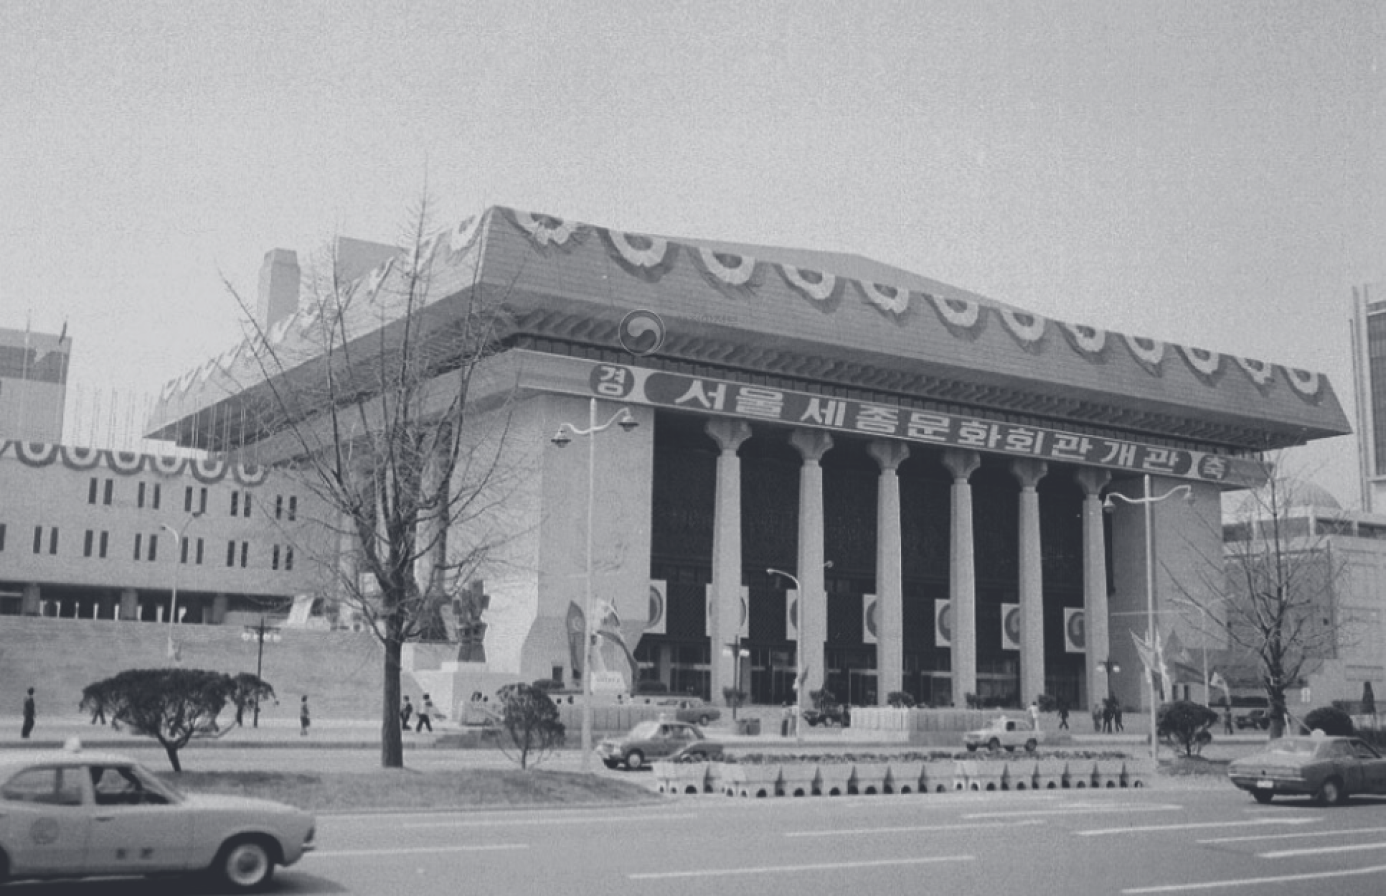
top-left (1259, 841), bottom-right (1386, 858)
top-left (1200, 825), bottom-right (1386, 844)
top-left (786, 819), bottom-right (1044, 837)
top-left (966, 804), bottom-right (1183, 819)
top-left (1121, 862), bottom-right (1386, 893)
top-left (307, 844), bottom-right (528, 858)
top-left (401, 812), bottom-right (700, 829)
top-left (1080, 818), bottom-right (1319, 837)
top-left (629, 855), bottom-right (975, 880)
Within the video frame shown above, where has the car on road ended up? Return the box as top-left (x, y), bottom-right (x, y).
top-left (963, 716), bottom-right (1043, 752)
top-left (654, 697), bottom-right (722, 726)
top-left (1227, 732), bottom-right (1386, 804)
top-left (596, 720), bottom-right (720, 770)
top-left (0, 741), bottom-right (315, 891)
top-left (1234, 709), bottom-right (1272, 730)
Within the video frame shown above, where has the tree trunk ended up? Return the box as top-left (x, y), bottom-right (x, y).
top-left (162, 740), bottom-right (182, 773)
top-left (381, 635), bottom-right (404, 768)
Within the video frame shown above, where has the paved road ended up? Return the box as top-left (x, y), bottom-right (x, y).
top-left (15, 786), bottom-right (1386, 896)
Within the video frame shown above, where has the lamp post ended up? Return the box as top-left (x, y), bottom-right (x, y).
top-left (1104, 473), bottom-right (1192, 760)
top-left (724, 636), bottom-right (750, 721)
top-left (1097, 657), bottom-right (1120, 701)
top-left (551, 398), bottom-right (638, 773)
top-left (767, 561), bottom-right (832, 743)
top-left (240, 617), bottom-right (282, 727)
top-left (160, 511), bottom-right (203, 661)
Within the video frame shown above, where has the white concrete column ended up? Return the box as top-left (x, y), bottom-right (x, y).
top-left (1012, 459), bottom-right (1048, 704)
top-left (867, 440), bottom-right (910, 705)
top-left (1075, 468), bottom-right (1112, 711)
top-left (789, 429), bottom-right (833, 695)
top-left (705, 418), bottom-right (752, 703)
top-left (942, 449), bottom-right (980, 706)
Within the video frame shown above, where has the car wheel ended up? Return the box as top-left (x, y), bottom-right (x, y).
top-left (625, 750), bottom-right (646, 771)
top-left (603, 759), bottom-right (619, 769)
top-left (988, 738), bottom-right (1001, 752)
top-left (1317, 777), bottom-right (1346, 806)
top-left (1252, 791), bottom-right (1274, 804)
top-left (214, 836), bottom-right (276, 892)
top-left (1005, 745), bottom-right (1016, 752)
top-left (699, 714), bottom-right (711, 726)
top-left (1024, 739), bottom-right (1037, 753)
top-left (966, 743), bottom-right (977, 752)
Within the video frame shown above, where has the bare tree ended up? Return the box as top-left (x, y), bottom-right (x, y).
top-left (225, 196), bottom-right (524, 767)
top-left (1175, 455), bottom-right (1351, 739)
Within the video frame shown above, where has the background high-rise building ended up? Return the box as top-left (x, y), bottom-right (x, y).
top-left (1351, 284), bottom-right (1386, 512)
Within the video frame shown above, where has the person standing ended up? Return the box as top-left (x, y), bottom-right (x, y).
top-left (401, 695), bottom-right (414, 732)
top-left (1028, 700), bottom-right (1041, 731)
top-left (21, 688), bottom-right (36, 739)
top-left (1058, 701), bottom-right (1070, 730)
top-left (299, 695), bottom-right (311, 736)
top-left (1114, 704), bottom-right (1124, 732)
top-left (416, 694), bottom-right (435, 733)
top-left (1091, 702), bottom-right (1103, 732)
top-left (1223, 704), bottom-right (1233, 735)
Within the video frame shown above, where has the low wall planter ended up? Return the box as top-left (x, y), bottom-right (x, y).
top-left (777, 764), bottom-right (820, 797)
top-left (888, 761), bottom-right (926, 794)
top-left (1035, 758), bottom-right (1067, 790)
top-left (1006, 759), bottom-right (1039, 791)
top-left (719, 763), bottom-right (781, 798)
top-left (850, 762), bottom-right (893, 795)
top-left (1066, 758), bottom-right (1098, 789)
top-left (1094, 759), bottom-right (1126, 789)
top-left (1122, 757), bottom-right (1157, 788)
top-left (651, 761), bottom-right (711, 796)
top-left (816, 762), bottom-right (855, 797)
top-left (919, 761), bottom-right (956, 793)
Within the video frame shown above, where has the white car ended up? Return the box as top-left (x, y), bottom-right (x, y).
top-left (0, 741), bottom-right (315, 891)
top-left (962, 716), bottom-right (1044, 752)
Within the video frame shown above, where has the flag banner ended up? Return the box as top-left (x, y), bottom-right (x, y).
top-left (935, 599), bottom-right (952, 647)
top-left (1064, 608), bottom-right (1086, 653)
top-left (1131, 628), bottom-right (1172, 700)
top-left (785, 590), bottom-right (799, 641)
top-left (1210, 669), bottom-right (1231, 701)
top-left (705, 585), bottom-right (749, 638)
top-left (863, 595), bottom-right (878, 644)
top-left (645, 580), bottom-right (667, 635)
top-left (1001, 603), bottom-right (1021, 651)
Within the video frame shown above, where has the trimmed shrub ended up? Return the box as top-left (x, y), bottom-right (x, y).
top-left (1302, 705), bottom-right (1355, 737)
top-left (886, 691), bottom-right (916, 709)
top-left (1157, 701), bottom-right (1219, 757)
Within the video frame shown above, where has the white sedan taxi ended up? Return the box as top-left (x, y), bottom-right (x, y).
top-left (0, 740), bottom-right (315, 891)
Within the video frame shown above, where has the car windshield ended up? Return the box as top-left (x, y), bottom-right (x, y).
top-left (1265, 738), bottom-right (1324, 757)
top-left (628, 721), bottom-right (661, 739)
top-left (89, 763), bottom-right (184, 805)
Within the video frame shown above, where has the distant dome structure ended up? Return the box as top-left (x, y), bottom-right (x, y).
top-left (1223, 477), bottom-right (1343, 519)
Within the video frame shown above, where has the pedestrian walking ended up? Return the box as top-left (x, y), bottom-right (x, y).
top-left (1058, 701), bottom-right (1070, 730)
top-left (299, 695), bottom-right (311, 736)
top-left (1102, 699), bottom-right (1114, 733)
top-left (21, 687), bottom-right (36, 739)
top-left (401, 695), bottom-right (414, 731)
top-left (416, 694), bottom-right (435, 733)
top-left (1223, 704), bottom-right (1233, 735)
top-left (1091, 702), bottom-right (1102, 732)
top-left (1114, 704), bottom-right (1124, 732)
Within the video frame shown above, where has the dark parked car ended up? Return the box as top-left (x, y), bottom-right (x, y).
top-left (1235, 709), bottom-right (1272, 730)
top-left (654, 697), bottom-right (721, 726)
top-left (596, 720), bottom-right (719, 770)
top-left (1228, 733), bottom-right (1386, 804)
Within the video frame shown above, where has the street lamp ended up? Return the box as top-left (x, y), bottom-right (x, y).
top-left (240, 617), bottom-right (282, 727)
top-left (160, 511), bottom-right (203, 661)
top-left (724, 636), bottom-right (751, 721)
top-left (551, 397), bottom-right (638, 773)
top-left (1097, 658), bottom-right (1120, 701)
top-left (1104, 473), bottom-right (1193, 760)
top-left (767, 561), bottom-right (832, 743)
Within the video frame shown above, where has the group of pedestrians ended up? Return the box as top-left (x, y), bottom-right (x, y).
top-left (400, 693), bottom-right (439, 732)
top-left (1091, 699), bottom-right (1124, 732)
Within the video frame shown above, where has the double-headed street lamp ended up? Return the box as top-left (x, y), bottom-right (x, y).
top-left (551, 397), bottom-right (638, 773)
top-left (240, 617), bottom-right (282, 727)
top-left (160, 511), bottom-right (203, 661)
top-left (1097, 658), bottom-right (1120, 702)
top-left (1104, 473), bottom-right (1192, 760)
top-left (767, 561), bottom-right (832, 743)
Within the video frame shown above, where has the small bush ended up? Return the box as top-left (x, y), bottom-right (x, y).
top-left (1036, 694), bottom-right (1059, 713)
top-left (886, 691), bottom-right (916, 709)
top-left (530, 679), bottom-right (563, 693)
top-left (1302, 705), bottom-right (1355, 736)
top-left (1157, 700), bottom-right (1219, 757)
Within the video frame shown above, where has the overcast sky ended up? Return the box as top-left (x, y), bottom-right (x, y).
top-left (2, 1), bottom-right (1381, 504)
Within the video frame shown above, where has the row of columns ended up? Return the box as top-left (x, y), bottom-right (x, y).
top-left (15, 584), bottom-right (231, 623)
top-left (704, 420), bottom-right (1113, 708)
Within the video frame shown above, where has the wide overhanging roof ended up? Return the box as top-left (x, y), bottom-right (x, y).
top-left (148, 206), bottom-right (1350, 454)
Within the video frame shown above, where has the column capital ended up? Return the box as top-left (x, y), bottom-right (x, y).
top-left (942, 448), bottom-right (980, 482)
top-left (789, 428), bottom-right (834, 464)
top-left (1074, 467), bottom-right (1112, 499)
top-left (1011, 458), bottom-right (1048, 490)
top-left (705, 418), bottom-right (752, 454)
top-left (866, 439), bottom-right (910, 473)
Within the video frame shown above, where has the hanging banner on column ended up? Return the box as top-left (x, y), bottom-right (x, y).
top-left (1001, 603), bottom-right (1021, 651)
top-left (934, 599), bottom-right (952, 647)
top-left (863, 595), bottom-right (878, 645)
top-left (785, 590), bottom-right (800, 641)
top-left (706, 585), bottom-right (749, 638)
top-left (646, 580), bottom-right (667, 635)
top-left (1064, 608), bottom-right (1086, 653)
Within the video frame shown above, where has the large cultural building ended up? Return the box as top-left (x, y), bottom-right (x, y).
top-left (148, 207), bottom-right (1351, 714)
